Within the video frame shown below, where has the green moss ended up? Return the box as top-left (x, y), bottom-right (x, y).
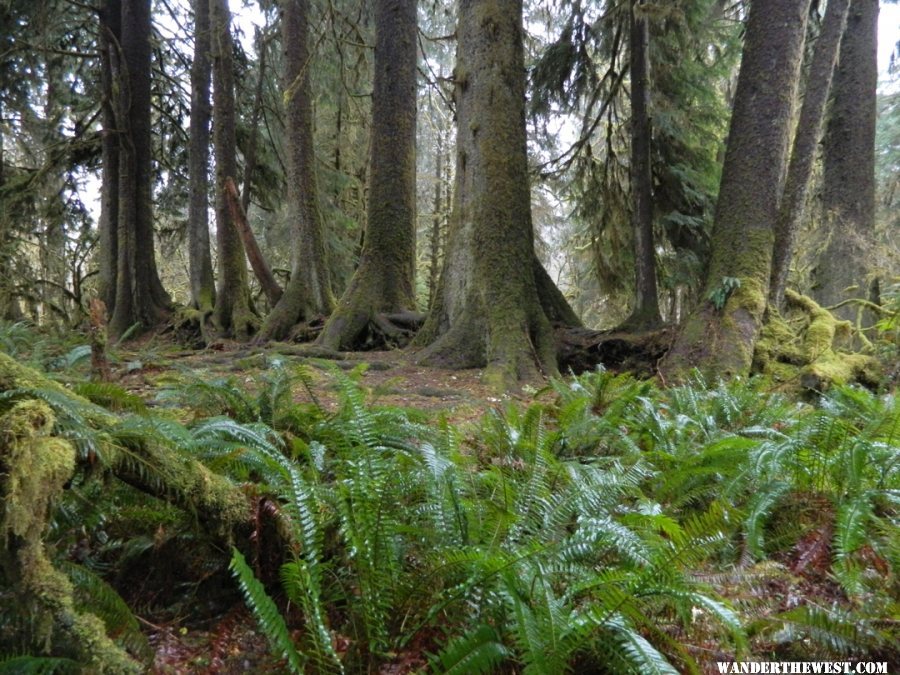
top-left (753, 291), bottom-right (882, 390)
top-left (0, 399), bottom-right (140, 671)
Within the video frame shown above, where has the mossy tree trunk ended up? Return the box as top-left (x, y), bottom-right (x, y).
top-left (662, 0), bottom-right (810, 378)
top-left (427, 124), bottom-right (447, 308)
top-left (108, 0), bottom-right (172, 340)
top-left (258, 0), bottom-right (334, 341)
top-left (769, 0), bottom-right (851, 310)
top-left (416, 0), bottom-right (580, 389)
top-left (812, 0), bottom-right (878, 323)
top-left (211, 0), bottom-right (255, 340)
top-left (97, 0), bottom-right (121, 314)
top-left (317, 0), bottom-right (418, 350)
top-left (623, 0), bottom-right (661, 330)
top-left (188, 0), bottom-right (216, 315)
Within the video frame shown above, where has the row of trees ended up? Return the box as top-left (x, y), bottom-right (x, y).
top-left (0, 0), bottom-right (894, 385)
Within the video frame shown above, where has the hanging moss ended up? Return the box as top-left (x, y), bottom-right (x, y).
top-left (0, 400), bottom-right (141, 671)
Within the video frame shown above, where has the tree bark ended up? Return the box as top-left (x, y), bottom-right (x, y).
top-left (416, 0), bottom-right (580, 389)
top-left (225, 176), bottom-right (283, 306)
top-left (211, 0), bottom-right (255, 340)
top-left (427, 127), bottom-right (445, 309)
top-left (662, 0), bottom-right (810, 378)
top-left (769, 0), bottom-right (851, 310)
top-left (188, 0), bottom-right (216, 314)
top-left (109, 0), bottom-right (172, 340)
top-left (258, 0), bottom-right (334, 341)
top-left (623, 0), bottom-right (661, 330)
top-left (241, 28), bottom-right (269, 216)
top-left (812, 0), bottom-right (878, 323)
top-left (98, 0), bottom-right (121, 314)
top-left (317, 0), bottom-right (418, 350)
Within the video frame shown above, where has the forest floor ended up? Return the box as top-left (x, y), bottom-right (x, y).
top-left (114, 340), bottom-right (536, 673)
top-left (100, 338), bottom-right (868, 674)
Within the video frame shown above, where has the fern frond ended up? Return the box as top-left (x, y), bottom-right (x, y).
top-left (59, 561), bottom-right (152, 663)
top-left (429, 624), bottom-right (508, 675)
top-left (71, 382), bottom-right (147, 413)
top-left (229, 548), bottom-right (306, 674)
top-left (0, 656), bottom-right (80, 674)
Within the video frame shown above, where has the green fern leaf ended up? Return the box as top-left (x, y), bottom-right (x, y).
top-left (230, 548), bottom-right (306, 674)
top-left (430, 624), bottom-right (508, 675)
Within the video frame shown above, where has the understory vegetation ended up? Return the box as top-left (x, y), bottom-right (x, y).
top-left (0, 323), bottom-right (897, 673)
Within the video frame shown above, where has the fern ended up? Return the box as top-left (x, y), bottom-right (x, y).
top-left (229, 547), bottom-right (306, 674)
top-left (59, 561), bottom-right (152, 663)
top-left (0, 656), bottom-right (80, 674)
top-left (430, 624), bottom-right (508, 675)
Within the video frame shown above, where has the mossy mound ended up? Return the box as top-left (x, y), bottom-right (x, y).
top-left (754, 290), bottom-right (880, 390)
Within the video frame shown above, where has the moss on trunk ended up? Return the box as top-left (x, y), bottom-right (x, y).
top-left (415, 0), bottom-right (579, 390)
top-left (661, 0), bottom-right (810, 379)
top-left (317, 0), bottom-right (418, 351)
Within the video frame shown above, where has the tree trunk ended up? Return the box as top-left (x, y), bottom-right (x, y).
top-left (662, 0), bottom-right (810, 378)
top-left (812, 0), bottom-right (878, 323)
top-left (769, 0), bottom-right (851, 310)
top-left (428, 127), bottom-right (445, 308)
top-left (241, 28), bottom-right (268, 216)
top-left (317, 0), bottom-right (418, 350)
top-left (109, 0), bottom-right (172, 340)
top-left (623, 0), bottom-right (661, 330)
top-left (225, 176), bottom-right (283, 306)
top-left (97, 0), bottom-right (121, 314)
top-left (416, 0), bottom-right (580, 390)
top-left (211, 0), bottom-right (255, 340)
top-left (188, 0), bottom-right (216, 314)
top-left (258, 0), bottom-right (335, 341)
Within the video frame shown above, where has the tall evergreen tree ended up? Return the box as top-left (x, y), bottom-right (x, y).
top-left (97, 0), bottom-right (121, 313)
top-left (258, 0), bottom-right (335, 341)
top-left (109, 0), bottom-right (172, 339)
top-left (417, 0), bottom-right (579, 389)
top-left (623, 0), bottom-right (660, 329)
top-left (210, 0), bottom-right (254, 339)
top-left (317, 0), bottom-right (418, 350)
top-left (663, 0), bottom-right (811, 377)
top-left (188, 0), bottom-right (215, 314)
top-left (813, 0), bottom-right (879, 321)
top-left (769, 0), bottom-right (851, 310)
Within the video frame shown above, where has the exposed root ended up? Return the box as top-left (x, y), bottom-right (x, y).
top-left (555, 325), bottom-right (674, 376)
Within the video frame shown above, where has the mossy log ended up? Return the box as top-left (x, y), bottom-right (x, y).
top-left (753, 290), bottom-right (880, 390)
top-left (0, 352), bottom-right (254, 666)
